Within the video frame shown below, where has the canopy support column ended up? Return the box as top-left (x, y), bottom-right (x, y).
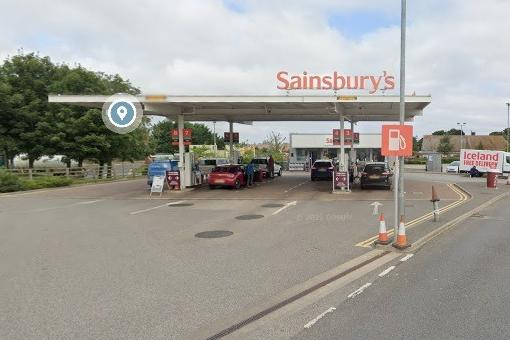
top-left (178, 114), bottom-right (185, 190)
top-left (229, 121), bottom-right (234, 163)
top-left (335, 103), bottom-right (346, 171)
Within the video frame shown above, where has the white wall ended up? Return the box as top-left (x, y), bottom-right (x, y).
top-left (290, 133), bottom-right (381, 149)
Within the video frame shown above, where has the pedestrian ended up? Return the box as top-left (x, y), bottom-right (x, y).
top-left (268, 155), bottom-right (275, 178)
top-left (469, 165), bottom-right (481, 178)
top-left (246, 162), bottom-right (255, 187)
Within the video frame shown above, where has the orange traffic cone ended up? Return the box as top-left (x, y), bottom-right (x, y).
top-left (375, 213), bottom-right (390, 245)
top-left (392, 215), bottom-right (411, 250)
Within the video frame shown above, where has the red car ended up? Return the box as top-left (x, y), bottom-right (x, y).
top-left (208, 165), bottom-right (246, 189)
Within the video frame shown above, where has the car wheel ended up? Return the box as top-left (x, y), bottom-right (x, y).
top-left (311, 177), bottom-right (315, 181)
top-left (360, 184), bottom-right (366, 190)
top-left (209, 185), bottom-right (215, 189)
top-left (278, 169), bottom-right (282, 176)
top-left (234, 179), bottom-right (241, 189)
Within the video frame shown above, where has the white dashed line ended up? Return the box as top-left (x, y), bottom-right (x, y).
top-left (378, 266), bottom-right (396, 277)
top-left (347, 282), bottom-right (372, 298)
top-left (284, 181), bottom-right (307, 193)
top-left (400, 253), bottom-right (414, 262)
top-left (130, 201), bottom-right (185, 215)
top-left (304, 307), bottom-right (336, 329)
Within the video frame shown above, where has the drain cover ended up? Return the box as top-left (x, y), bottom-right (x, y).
top-left (169, 202), bottom-right (194, 207)
top-left (195, 230), bottom-right (233, 238)
top-left (261, 203), bottom-right (285, 208)
top-left (235, 214), bottom-right (264, 220)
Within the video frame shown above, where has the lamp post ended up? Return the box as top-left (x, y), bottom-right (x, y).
top-left (457, 122), bottom-right (466, 151)
top-left (506, 103), bottom-right (509, 152)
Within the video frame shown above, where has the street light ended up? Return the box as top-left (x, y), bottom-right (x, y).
top-left (506, 103), bottom-right (509, 152)
top-left (457, 122), bottom-right (466, 150)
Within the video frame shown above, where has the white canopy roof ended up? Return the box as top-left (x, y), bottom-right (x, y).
top-left (48, 94), bottom-right (431, 122)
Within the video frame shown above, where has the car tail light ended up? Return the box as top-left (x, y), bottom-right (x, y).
top-left (382, 172), bottom-right (390, 176)
top-left (228, 174), bottom-right (235, 178)
top-left (361, 172), bottom-right (367, 177)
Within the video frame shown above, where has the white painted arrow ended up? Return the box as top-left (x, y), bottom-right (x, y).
top-left (272, 201), bottom-right (297, 215)
top-left (370, 201), bottom-right (383, 215)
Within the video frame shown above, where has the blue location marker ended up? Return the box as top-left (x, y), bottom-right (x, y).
top-left (108, 101), bottom-right (136, 127)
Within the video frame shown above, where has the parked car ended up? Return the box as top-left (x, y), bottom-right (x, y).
top-left (147, 156), bottom-right (178, 186)
top-left (311, 159), bottom-right (334, 181)
top-left (446, 161), bottom-right (460, 173)
top-left (250, 157), bottom-right (282, 177)
top-left (360, 162), bottom-right (392, 190)
top-left (199, 158), bottom-right (229, 176)
top-left (208, 164), bottom-right (246, 189)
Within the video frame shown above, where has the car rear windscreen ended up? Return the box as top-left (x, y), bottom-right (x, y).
top-left (314, 161), bottom-right (332, 168)
top-left (212, 166), bottom-right (238, 173)
top-left (364, 165), bottom-right (386, 173)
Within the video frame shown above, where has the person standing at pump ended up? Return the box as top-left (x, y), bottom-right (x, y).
top-left (246, 162), bottom-right (255, 187)
top-left (268, 155), bottom-right (275, 178)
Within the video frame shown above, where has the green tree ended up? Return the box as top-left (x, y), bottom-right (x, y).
top-left (0, 53), bottom-right (58, 167)
top-left (263, 131), bottom-right (287, 162)
top-left (476, 141), bottom-right (484, 150)
top-left (413, 136), bottom-right (423, 152)
top-left (437, 135), bottom-right (453, 154)
top-left (149, 120), bottom-right (224, 154)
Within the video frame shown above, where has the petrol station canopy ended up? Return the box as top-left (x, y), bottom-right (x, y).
top-left (48, 94), bottom-right (431, 122)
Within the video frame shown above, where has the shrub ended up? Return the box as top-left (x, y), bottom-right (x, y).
top-left (21, 177), bottom-right (73, 190)
top-left (0, 171), bottom-right (25, 192)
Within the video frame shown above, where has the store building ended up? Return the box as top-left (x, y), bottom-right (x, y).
top-left (288, 132), bottom-right (382, 169)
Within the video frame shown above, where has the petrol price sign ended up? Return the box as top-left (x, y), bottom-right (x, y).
top-left (381, 125), bottom-right (413, 157)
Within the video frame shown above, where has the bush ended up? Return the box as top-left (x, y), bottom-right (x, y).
top-left (21, 177), bottom-right (73, 190)
top-left (0, 171), bottom-right (25, 192)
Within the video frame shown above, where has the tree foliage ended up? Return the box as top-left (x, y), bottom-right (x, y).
top-left (149, 120), bottom-right (225, 155)
top-left (0, 52), bottom-right (149, 168)
top-left (437, 135), bottom-right (453, 154)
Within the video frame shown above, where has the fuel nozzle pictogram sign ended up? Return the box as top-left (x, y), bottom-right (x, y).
top-left (381, 125), bottom-right (413, 157)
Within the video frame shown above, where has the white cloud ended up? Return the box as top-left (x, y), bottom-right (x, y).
top-left (1, 0), bottom-right (509, 141)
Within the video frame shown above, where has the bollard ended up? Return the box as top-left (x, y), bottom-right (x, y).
top-left (431, 185), bottom-right (440, 222)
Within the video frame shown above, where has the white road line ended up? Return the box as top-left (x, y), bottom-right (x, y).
top-left (347, 282), bottom-right (372, 299)
top-left (400, 254), bottom-right (414, 262)
top-left (304, 307), bottom-right (336, 329)
top-left (75, 199), bottom-right (104, 205)
top-left (284, 181), bottom-right (307, 193)
top-left (272, 201), bottom-right (297, 215)
top-left (130, 201), bottom-right (185, 215)
top-left (378, 266), bottom-right (396, 278)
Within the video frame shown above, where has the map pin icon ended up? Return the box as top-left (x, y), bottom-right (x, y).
top-left (117, 106), bottom-right (128, 120)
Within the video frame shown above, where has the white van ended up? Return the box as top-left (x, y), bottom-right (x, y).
top-left (459, 149), bottom-right (510, 173)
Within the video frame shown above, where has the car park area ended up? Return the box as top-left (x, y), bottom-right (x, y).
top-left (2, 169), bottom-right (508, 339)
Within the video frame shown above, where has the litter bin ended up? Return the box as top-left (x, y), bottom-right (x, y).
top-left (487, 170), bottom-right (499, 188)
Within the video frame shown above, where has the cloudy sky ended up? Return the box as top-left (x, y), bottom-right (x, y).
top-left (1, 0), bottom-right (509, 142)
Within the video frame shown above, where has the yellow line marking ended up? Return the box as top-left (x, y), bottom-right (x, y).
top-left (355, 184), bottom-right (470, 247)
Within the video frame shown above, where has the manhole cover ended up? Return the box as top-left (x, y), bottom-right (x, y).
top-left (169, 202), bottom-right (194, 207)
top-left (195, 230), bottom-right (233, 238)
top-left (235, 214), bottom-right (264, 220)
top-left (261, 203), bottom-right (285, 208)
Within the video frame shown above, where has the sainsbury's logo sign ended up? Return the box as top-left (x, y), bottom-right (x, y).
top-left (276, 71), bottom-right (395, 94)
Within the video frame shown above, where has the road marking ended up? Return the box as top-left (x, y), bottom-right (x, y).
top-left (130, 201), bottom-right (185, 215)
top-left (304, 307), bottom-right (336, 329)
top-left (400, 253), bottom-right (414, 262)
top-left (75, 199), bottom-right (104, 205)
top-left (356, 183), bottom-right (470, 247)
top-left (284, 181), bottom-right (308, 193)
top-left (378, 266), bottom-right (395, 277)
top-left (272, 201), bottom-right (297, 215)
top-left (347, 282), bottom-right (372, 298)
